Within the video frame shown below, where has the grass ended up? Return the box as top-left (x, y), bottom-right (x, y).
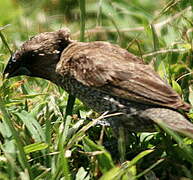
top-left (0, 0), bottom-right (193, 179)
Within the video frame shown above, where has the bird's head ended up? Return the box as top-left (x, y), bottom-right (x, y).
top-left (3, 28), bottom-right (73, 81)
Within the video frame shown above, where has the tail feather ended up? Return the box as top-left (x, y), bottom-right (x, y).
top-left (142, 108), bottom-right (193, 138)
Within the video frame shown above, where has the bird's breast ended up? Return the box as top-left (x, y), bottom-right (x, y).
top-left (56, 75), bottom-right (153, 113)
top-left (55, 75), bottom-right (157, 131)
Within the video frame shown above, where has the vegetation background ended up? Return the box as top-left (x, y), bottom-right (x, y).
top-left (0, 0), bottom-right (193, 179)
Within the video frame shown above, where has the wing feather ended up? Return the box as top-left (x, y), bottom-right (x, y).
top-left (56, 41), bottom-right (189, 110)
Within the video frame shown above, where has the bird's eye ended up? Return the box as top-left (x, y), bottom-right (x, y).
top-left (7, 54), bottom-right (18, 68)
top-left (10, 53), bottom-right (17, 63)
top-left (8, 58), bottom-right (17, 66)
top-left (11, 58), bottom-right (17, 62)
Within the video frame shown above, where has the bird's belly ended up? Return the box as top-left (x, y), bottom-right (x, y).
top-left (77, 88), bottom-right (156, 132)
top-left (59, 76), bottom-right (155, 132)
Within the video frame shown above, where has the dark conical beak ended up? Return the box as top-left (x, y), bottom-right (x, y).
top-left (3, 55), bottom-right (16, 79)
top-left (3, 55), bottom-right (31, 79)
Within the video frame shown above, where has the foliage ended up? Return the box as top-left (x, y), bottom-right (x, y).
top-left (0, 0), bottom-right (193, 179)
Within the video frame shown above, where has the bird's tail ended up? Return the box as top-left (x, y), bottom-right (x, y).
top-left (142, 108), bottom-right (193, 139)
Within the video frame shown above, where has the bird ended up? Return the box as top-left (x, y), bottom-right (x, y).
top-left (3, 28), bottom-right (193, 137)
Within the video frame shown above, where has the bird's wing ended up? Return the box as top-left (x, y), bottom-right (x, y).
top-left (56, 41), bottom-right (189, 110)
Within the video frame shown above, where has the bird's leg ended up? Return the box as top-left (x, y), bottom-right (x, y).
top-left (65, 94), bottom-right (76, 118)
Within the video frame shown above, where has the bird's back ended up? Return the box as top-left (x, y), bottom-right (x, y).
top-left (56, 41), bottom-right (190, 111)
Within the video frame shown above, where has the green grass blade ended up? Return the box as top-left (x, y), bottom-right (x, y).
top-left (15, 110), bottom-right (45, 142)
top-left (24, 142), bottom-right (48, 154)
top-left (0, 98), bottom-right (32, 179)
top-left (79, 0), bottom-right (86, 42)
top-left (83, 136), bottom-right (114, 173)
top-left (0, 26), bottom-right (12, 55)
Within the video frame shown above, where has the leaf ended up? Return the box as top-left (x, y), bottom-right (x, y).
top-left (188, 86), bottom-right (193, 106)
top-left (100, 150), bottom-right (154, 180)
top-left (178, 43), bottom-right (191, 50)
top-left (14, 93), bottom-right (46, 100)
top-left (151, 24), bottom-right (159, 51)
top-left (99, 167), bottom-right (120, 180)
top-left (129, 149), bottom-right (154, 167)
top-left (75, 167), bottom-right (90, 180)
top-left (24, 142), bottom-right (48, 154)
top-left (172, 80), bottom-right (182, 95)
top-left (83, 136), bottom-right (114, 173)
top-left (15, 110), bottom-right (45, 142)
top-left (156, 60), bottom-right (168, 81)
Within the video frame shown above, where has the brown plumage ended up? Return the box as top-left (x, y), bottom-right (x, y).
top-left (3, 28), bottom-right (193, 137)
top-left (57, 41), bottom-right (189, 111)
